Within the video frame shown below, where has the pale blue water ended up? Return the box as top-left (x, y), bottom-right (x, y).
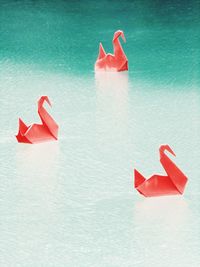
top-left (0, 1), bottom-right (200, 266)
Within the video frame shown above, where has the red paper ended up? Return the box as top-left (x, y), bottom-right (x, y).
top-left (134, 145), bottom-right (188, 197)
top-left (16, 96), bottom-right (59, 144)
top-left (95, 30), bottom-right (128, 72)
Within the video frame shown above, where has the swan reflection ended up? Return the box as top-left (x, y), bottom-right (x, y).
top-left (95, 72), bottom-right (129, 147)
top-left (16, 142), bottom-right (59, 186)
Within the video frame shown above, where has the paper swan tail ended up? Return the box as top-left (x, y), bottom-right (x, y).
top-left (38, 96), bottom-right (58, 140)
top-left (134, 169), bottom-right (146, 188)
top-left (159, 145), bottom-right (188, 194)
top-left (16, 118), bottom-right (32, 143)
top-left (97, 43), bottom-right (106, 60)
top-left (113, 30), bottom-right (128, 71)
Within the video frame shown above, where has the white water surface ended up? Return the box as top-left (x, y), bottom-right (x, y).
top-left (0, 60), bottom-right (200, 266)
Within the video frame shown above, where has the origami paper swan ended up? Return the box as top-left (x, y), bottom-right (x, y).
top-left (95, 30), bottom-right (128, 72)
top-left (16, 96), bottom-right (59, 144)
top-left (134, 145), bottom-right (188, 197)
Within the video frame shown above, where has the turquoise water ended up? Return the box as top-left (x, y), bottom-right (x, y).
top-left (1, 0), bottom-right (200, 81)
top-left (0, 1), bottom-right (200, 266)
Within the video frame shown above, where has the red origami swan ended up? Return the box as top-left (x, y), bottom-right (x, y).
top-left (95, 30), bottom-right (128, 72)
top-left (16, 96), bottom-right (59, 144)
top-left (134, 145), bottom-right (188, 197)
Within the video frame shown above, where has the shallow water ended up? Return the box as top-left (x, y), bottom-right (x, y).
top-left (0, 1), bottom-right (200, 266)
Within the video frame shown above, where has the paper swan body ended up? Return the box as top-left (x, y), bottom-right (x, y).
top-left (95, 30), bottom-right (128, 72)
top-left (134, 145), bottom-right (188, 197)
top-left (16, 96), bottom-right (59, 144)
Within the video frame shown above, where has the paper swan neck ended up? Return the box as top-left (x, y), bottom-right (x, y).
top-left (159, 145), bottom-right (176, 159)
top-left (159, 144), bottom-right (177, 174)
top-left (38, 96), bottom-right (58, 139)
top-left (159, 144), bottom-right (187, 194)
top-left (112, 30), bottom-right (126, 58)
